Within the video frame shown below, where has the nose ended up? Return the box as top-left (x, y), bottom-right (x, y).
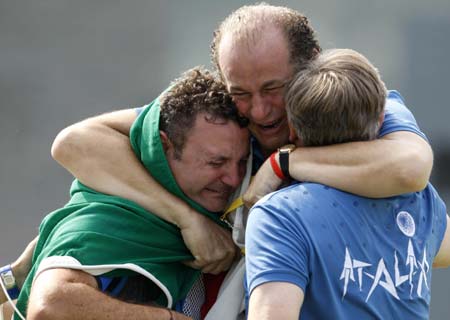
top-left (221, 163), bottom-right (243, 189)
top-left (249, 93), bottom-right (271, 122)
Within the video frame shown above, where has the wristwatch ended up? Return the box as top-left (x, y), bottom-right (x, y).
top-left (278, 144), bottom-right (296, 180)
top-left (0, 264), bottom-right (20, 299)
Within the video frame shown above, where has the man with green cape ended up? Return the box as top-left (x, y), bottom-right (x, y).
top-left (6, 67), bottom-right (250, 320)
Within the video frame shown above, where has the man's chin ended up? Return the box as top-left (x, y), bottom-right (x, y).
top-left (200, 199), bottom-right (228, 213)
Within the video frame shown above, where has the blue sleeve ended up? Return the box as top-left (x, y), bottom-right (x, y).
top-left (96, 276), bottom-right (128, 297)
top-left (135, 107), bottom-right (144, 115)
top-left (135, 103), bottom-right (152, 115)
top-left (245, 200), bottom-right (310, 295)
top-left (378, 90), bottom-right (428, 142)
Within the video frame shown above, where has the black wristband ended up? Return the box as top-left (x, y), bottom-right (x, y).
top-left (278, 148), bottom-right (291, 179)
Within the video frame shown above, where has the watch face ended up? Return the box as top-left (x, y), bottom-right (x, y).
top-left (1, 270), bottom-right (15, 288)
top-left (278, 144), bottom-right (296, 153)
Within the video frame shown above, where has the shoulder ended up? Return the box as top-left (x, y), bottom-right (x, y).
top-left (380, 90), bottom-right (428, 140)
top-left (255, 182), bottom-right (348, 206)
top-left (250, 182), bottom-right (349, 223)
top-left (385, 90), bottom-right (411, 114)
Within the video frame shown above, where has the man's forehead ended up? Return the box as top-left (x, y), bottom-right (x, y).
top-left (218, 27), bottom-right (292, 83)
top-left (219, 20), bottom-right (283, 47)
top-left (187, 116), bottom-right (249, 143)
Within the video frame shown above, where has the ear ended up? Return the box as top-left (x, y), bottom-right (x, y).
top-left (288, 123), bottom-right (297, 143)
top-left (160, 130), bottom-right (172, 154)
top-left (288, 123), bottom-right (303, 147)
top-left (378, 111), bottom-right (385, 132)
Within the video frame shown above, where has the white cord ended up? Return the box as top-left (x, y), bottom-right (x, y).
top-left (0, 276), bottom-right (25, 320)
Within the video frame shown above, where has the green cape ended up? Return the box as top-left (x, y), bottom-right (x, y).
top-left (15, 99), bottom-right (228, 319)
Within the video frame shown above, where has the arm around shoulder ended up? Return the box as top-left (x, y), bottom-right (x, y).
top-left (379, 131), bottom-right (433, 193)
top-left (51, 108), bottom-right (187, 225)
top-left (289, 131), bottom-right (433, 198)
top-left (51, 108), bottom-right (138, 183)
top-left (27, 268), bottom-right (189, 320)
top-left (51, 109), bottom-right (237, 274)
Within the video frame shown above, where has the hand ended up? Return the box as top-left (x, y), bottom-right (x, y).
top-left (11, 236), bottom-right (38, 288)
top-left (180, 210), bottom-right (238, 274)
top-left (243, 156), bottom-right (283, 209)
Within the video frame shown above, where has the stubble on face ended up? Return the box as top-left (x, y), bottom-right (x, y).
top-left (217, 25), bottom-right (294, 155)
top-left (166, 116), bottom-right (249, 212)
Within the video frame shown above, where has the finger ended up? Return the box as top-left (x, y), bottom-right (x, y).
top-left (185, 259), bottom-right (223, 275)
top-left (201, 261), bottom-right (224, 275)
top-left (183, 259), bottom-right (207, 270)
top-left (201, 249), bottom-right (236, 274)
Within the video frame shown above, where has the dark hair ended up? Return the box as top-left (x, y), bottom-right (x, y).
top-left (286, 49), bottom-right (387, 146)
top-left (210, 3), bottom-right (321, 73)
top-left (159, 66), bottom-right (248, 158)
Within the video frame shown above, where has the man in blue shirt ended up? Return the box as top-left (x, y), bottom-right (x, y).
top-left (246, 49), bottom-right (450, 320)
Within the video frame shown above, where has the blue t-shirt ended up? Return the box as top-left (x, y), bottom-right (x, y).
top-left (246, 183), bottom-right (447, 319)
top-left (378, 90), bottom-right (426, 140)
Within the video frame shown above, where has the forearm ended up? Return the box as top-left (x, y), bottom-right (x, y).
top-left (1, 302), bottom-right (14, 320)
top-left (289, 131), bottom-right (432, 198)
top-left (30, 284), bottom-right (175, 320)
top-left (0, 237), bottom-right (37, 305)
top-left (28, 269), bottom-right (187, 320)
top-left (0, 289), bottom-right (6, 306)
top-left (51, 109), bottom-right (192, 226)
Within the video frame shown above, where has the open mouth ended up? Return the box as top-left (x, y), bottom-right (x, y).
top-left (257, 118), bottom-right (283, 131)
top-left (205, 188), bottom-right (232, 198)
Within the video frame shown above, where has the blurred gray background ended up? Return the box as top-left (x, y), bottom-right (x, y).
top-left (1, 0), bottom-right (449, 318)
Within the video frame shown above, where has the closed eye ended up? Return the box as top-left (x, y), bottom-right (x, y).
top-left (263, 83), bottom-right (286, 93)
top-left (208, 161), bottom-right (224, 168)
top-left (231, 92), bottom-right (250, 97)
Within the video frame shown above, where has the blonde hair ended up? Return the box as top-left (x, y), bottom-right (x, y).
top-left (286, 48), bottom-right (387, 146)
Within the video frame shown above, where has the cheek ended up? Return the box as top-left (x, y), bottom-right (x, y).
top-left (204, 169), bottom-right (226, 187)
top-left (235, 100), bottom-right (251, 117)
top-left (272, 95), bottom-right (286, 113)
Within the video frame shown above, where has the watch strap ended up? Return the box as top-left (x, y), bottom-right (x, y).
top-left (279, 149), bottom-right (291, 179)
top-left (269, 152), bottom-right (286, 180)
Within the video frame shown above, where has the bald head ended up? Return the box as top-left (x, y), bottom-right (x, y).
top-left (210, 3), bottom-right (321, 74)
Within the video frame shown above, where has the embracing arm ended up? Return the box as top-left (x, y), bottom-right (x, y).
top-left (244, 131), bottom-right (432, 207)
top-left (51, 109), bottom-right (186, 225)
top-left (248, 282), bottom-right (303, 320)
top-left (51, 109), bottom-right (237, 273)
top-left (289, 131), bottom-right (432, 197)
top-left (27, 268), bottom-right (190, 320)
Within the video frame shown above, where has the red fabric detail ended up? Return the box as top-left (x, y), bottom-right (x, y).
top-left (270, 152), bottom-right (286, 180)
top-left (200, 272), bottom-right (227, 319)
